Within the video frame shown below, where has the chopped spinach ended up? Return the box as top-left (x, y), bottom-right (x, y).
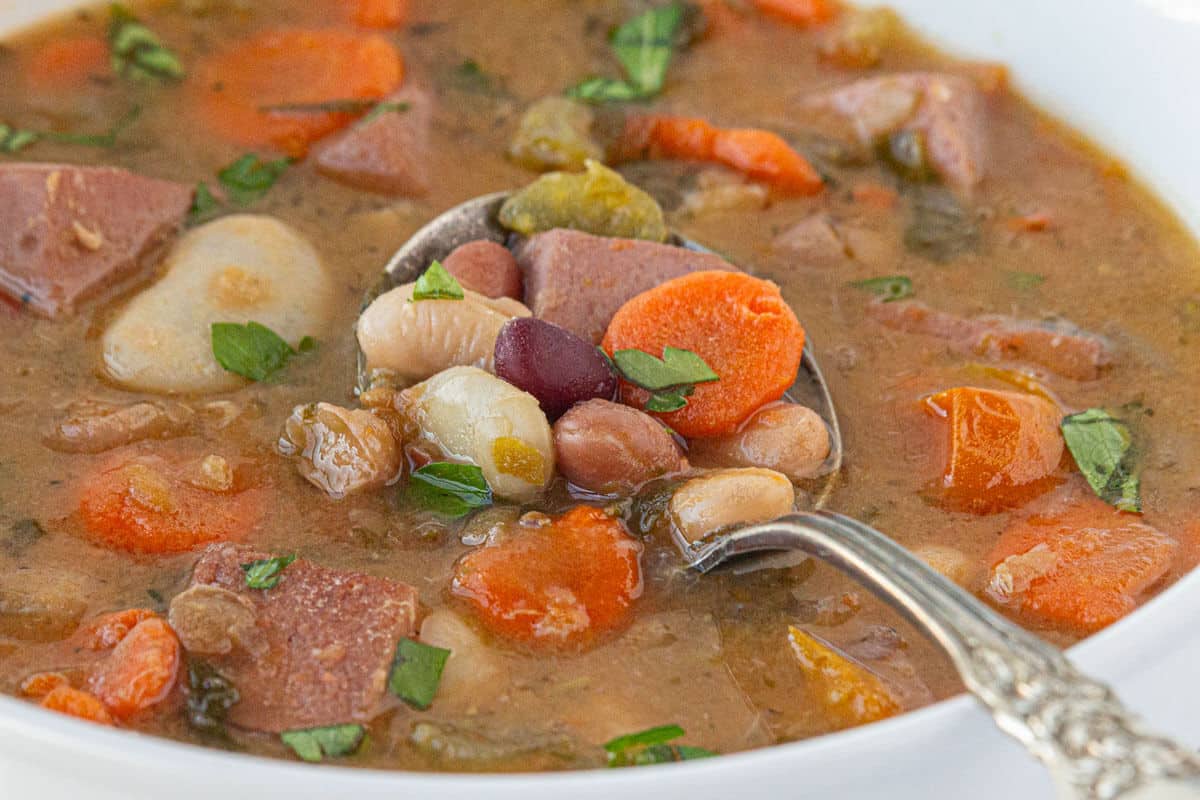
top-left (211, 321), bottom-right (310, 382)
top-left (411, 261), bottom-right (465, 301)
top-left (604, 724), bottom-right (716, 767)
top-left (281, 724), bottom-right (365, 763)
top-left (240, 553), bottom-right (296, 590)
top-left (388, 638), bottom-right (451, 710)
top-left (903, 184), bottom-right (980, 262)
top-left (408, 463), bottom-right (493, 518)
top-left (217, 154), bottom-right (292, 206)
top-left (108, 4), bottom-right (185, 82)
top-left (1061, 408), bottom-right (1142, 513)
top-left (850, 275), bottom-right (913, 302)
top-left (186, 660), bottom-right (240, 737)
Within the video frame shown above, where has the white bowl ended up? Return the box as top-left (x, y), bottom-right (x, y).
top-left (1, 1), bottom-right (1198, 798)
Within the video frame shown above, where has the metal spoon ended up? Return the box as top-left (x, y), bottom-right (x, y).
top-left (372, 192), bottom-right (1200, 800)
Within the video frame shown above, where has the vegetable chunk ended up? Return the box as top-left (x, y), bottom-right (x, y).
top-left (314, 84), bottom-right (432, 196)
top-left (922, 387), bottom-right (1063, 513)
top-left (986, 496), bottom-right (1178, 635)
top-left (88, 617), bottom-right (181, 720)
top-left (508, 97), bottom-right (604, 172)
top-left (788, 626), bottom-right (902, 730)
top-left (602, 271), bottom-right (805, 437)
top-left (452, 506), bottom-right (643, 647)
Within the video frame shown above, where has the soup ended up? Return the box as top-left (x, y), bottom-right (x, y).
top-left (1, 0), bottom-right (1198, 773)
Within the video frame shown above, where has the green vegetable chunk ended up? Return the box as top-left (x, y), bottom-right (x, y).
top-left (281, 724), bottom-right (365, 763)
top-left (604, 724), bottom-right (716, 767)
top-left (498, 160), bottom-right (668, 242)
top-left (1061, 408), bottom-right (1142, 513)
top-left (508, 96), bottom-right (604, 172)
top-left (211, 321), bottom-right (310, 382)
top-left (240, 554), bottom-right (297, 590)
top-left (849, 275), bottom-right (913, 302)
top-left (408, 462), bottom-right (493, 518)
top-left (611, 346), bottom-right (718, 413)
top-left (389, 638), bottom-right (452, 710)
top-left (411, 261), bottom-right (465, 301)
top-left (217, 154), bottom-right (292, 206)
top-left (567, 3), bottom-right (685, 103)
top-left (108, 4), bottom-right (185, 82)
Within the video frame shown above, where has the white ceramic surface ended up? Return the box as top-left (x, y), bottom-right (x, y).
top-left (1, 1), bottom-right (1198, 798)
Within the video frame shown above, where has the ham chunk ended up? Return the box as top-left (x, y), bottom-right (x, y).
top-left (0, 164), bottom-right (193, 317)
top-left (314, 85), bottom-right (432, 196)
top-left (868, 300), bottom-right (1114, 381)
top-left (171, 543), bottom-right (419, 732)
top-left (811, 72), bottom-right (986, 190)
top-left (513, 228), bottom-right (735, 343)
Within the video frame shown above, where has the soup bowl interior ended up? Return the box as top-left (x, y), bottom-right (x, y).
top-left (1, 1), bottom-right (1199, 798)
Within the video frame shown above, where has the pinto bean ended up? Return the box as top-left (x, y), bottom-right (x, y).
top-left (688, 402), bottom-right (831, 481)
top-left (668, 468), bottom-right (795, 544)
top-left (553, 399), bottom-right (684, 495)
top-left (278, 402), bottom-right (403, 498)
top-left (441, 240), bottom-right (523, 301)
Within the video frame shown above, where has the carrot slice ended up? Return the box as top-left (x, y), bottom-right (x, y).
top-left (753, 0), bottom-right (840, 27)
top-left (88, 617), bottom-right (181, 720)
top-left (452, 506), bottom-right (643, 647)
top-left (851, 181), bottom-right (898, 210)
top-left (352, 0), bottom-right (409, 28)
top-left (620, 115), bottom-right (822, 194)
top-left (602, 271), bottom-right (805, 438)
top-left (191, 28), bottom-right (403, 157)
top-left (21, 671), bottom-right (70, 699)
top-left (78, 452), bottom-right (264, 554)
top-left (788, 626), bottom-right (899, 729)
top-left (922, 386), bottom-right (1064, 513)
top-left (986, 496), bottom-right (1178, 635)
top-left (23, 36), bottom-right (110, 92)
top-left (40, 686), bottom-right (114, 726)
top-left (78, 608), bottom-right (158, 651)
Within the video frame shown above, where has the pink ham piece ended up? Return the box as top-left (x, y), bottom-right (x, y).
top-left (0, 164), bottom-right (193, 318)
top-left (171, 543), bottom-right (419, 732)
top-left (313, 84), bottom-right (432, 196)
top-left (513, 228), bottom-right (736, 343)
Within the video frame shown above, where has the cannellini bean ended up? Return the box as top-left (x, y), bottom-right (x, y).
top-left (669, 468), bottom-right (795, 544)
top-left (402, 366), bottom-right (554, 502)
top-left (553, 399), bottom-right (683, 495)
top-left (688, 403), bottom-right (831, 481)
top-left (418, 609), bottom-right (501, 700)
top-left (102, 215), bottom-right (333, 394)
top-left (278, 402), bottom-right (403, 498)
top-left (357, 282), bottom-right (530, 383)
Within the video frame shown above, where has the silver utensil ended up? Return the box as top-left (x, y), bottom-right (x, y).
top-left (374, 193), bottom-right (1200, 799)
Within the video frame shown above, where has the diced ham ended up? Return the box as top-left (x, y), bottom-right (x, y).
top-left (313, 84), bottom-right (432, 196)
top-left (513, 228), bottom-right (736, 343)
top-left (810, 72), bottom-right (987, 190)
top-left (868, 300), bottom-right (1114, 381)
top-left (773, 214), bottom-right (850, 267)
top-left (0, 164), bottom-right (193, 318)
top-left (172, 543), bottom-right (419, 732)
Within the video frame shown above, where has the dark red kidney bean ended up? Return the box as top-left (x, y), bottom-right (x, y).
top-left (554, 399), bottom-right (685, 495)
top-left (441, 240), bottom-right (523, 300)
top-left (494, 317), bottom-right (617, 419)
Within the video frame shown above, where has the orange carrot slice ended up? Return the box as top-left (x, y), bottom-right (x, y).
top-left (21, 672), bottom-right (70, 699)
top-left (602, 271), bottom-right (805, 438)
top-left (40, 686), bottom-right (114, 726)
top-left (89, 617), bottom-right (181, 720)
top-left (78, 608), bottom-right (158, 651)
top-left (352, 0), bottom-right (409, 28)
top-left (753, 0), bottom-right (840, 27)
top-left (24, 36), bottom-right (110, 92)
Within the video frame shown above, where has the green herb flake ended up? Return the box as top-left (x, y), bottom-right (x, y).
top-left (408, 462), bottom-right (493, 518)
top-left (1061, 407), bottom-right (1142, 513)
top-left (211, 321), bottom-right (309, 382)
top-left (411, 261), bottom-right (465, 302)
top-left (281, 724), bottom-right (365, 763)
top-left (361, 100), bottom-right (410, 125)
top-left (1, 107), bottom-right (142, 155)
top-left (850, 275), bottom-right (913, 302)
top-left (604, 724), bottom-right (716, 767)
top-left (241, 553), bottom-right (297, 590)
top-left (108, 4), bottom-right (185, 82)
top-left (217, 154), bottom-right (292, 206)
top-left (1005, 271), bottom-right (1046, 291)
top-left (188, 182), bottom-right (221, 226)
top-left (567, 3), bottom-right (684, 104)
top-left (612, 347), bottom-right (717, 414)
top-left (0, 124), bottom-right (40, 154)
top-left (388, 638), bottom-right (451, 710)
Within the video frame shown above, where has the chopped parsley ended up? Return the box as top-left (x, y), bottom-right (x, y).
top-left (610, 346), bottom-right (719, 412)
top-left (411, 261), bottom-right (465, 301)
top-left (217, 154), bottom-right (292, 206)
top-left (408, 463), bottom-right (492, 518)
top-left (1061, 408), bottom-right (1142, 513)
top-left (108, 4), bottom-right (185, 82)
top-left (240, 553), bottom-right (297, 590)
top-left (604, 724), bottom-right (716, 767)
top-left (388, 638), bottom-right (451, 710)
top-left (211, 322), bottom-right (313, 382)
top-left (568, 3), bottom-right (685, 103)
top-left (849, 275), bottom-right (913, 302)
top-left (281, 724), bottom-right (365, 763)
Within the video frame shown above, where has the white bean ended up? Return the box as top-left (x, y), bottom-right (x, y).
top-left (688, 402), bottom-right (831, 481)
top-left (356, 282), bottom-right (530, 382)
top-left (418, 610), bottom-right (501, 701)
top-left (403, 366), bottom-right (554, 502)
top-left (102, 215), bottom-right (333, 394)
top-left (669, 467), bottom-right (795, 544)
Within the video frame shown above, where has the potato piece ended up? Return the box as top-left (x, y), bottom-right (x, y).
top-left (402, 366), bottom-right (554, 502)
top-left (357, 282), bottom-right (530, 382)
top-left (102, 215), bottom-right (333, 394)
top-left (0, 567), bottom-right (93, 641)
top-left (688, 402), bottom-right (830, 481)
top-left (668, 467), bottom-right (795, 544)
top-left (278, 402), bottom-right (404, 498)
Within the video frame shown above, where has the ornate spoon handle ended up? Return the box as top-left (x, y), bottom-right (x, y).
top-left (689, 511), bottom-right (1200, 799)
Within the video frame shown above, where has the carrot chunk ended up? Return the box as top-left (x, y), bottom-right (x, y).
top-left (621, 115), bottom-right (823, 195)
top-left (78, 608), bottom-right (158, 651)
top-left (986, 497), bottom-right (1178, 635)
top-left (452, 506), bottom-right (643, 647)
top-left (21, 671), bottom-right (70, 699)
top-left (352, 0), bottom-right (409, 28)
top-left (78, 452), bottom-right (264, 554)
top-left (191, 29), bottom-right (403, 157)
top-left (40, 686), bottom-right (114, 726)
top-left (788, 626), bottom-right (899, 729)
top-left (602, 271), bottom-right (805, 438)
top-left (922, 386), bottom-right (1064, 513)
top-left (753, 0), bottom-right (839, 27)
top-left (23, 36), bottom-right (110, 92)
top-left (88, 617), bottom-right (181, 720)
